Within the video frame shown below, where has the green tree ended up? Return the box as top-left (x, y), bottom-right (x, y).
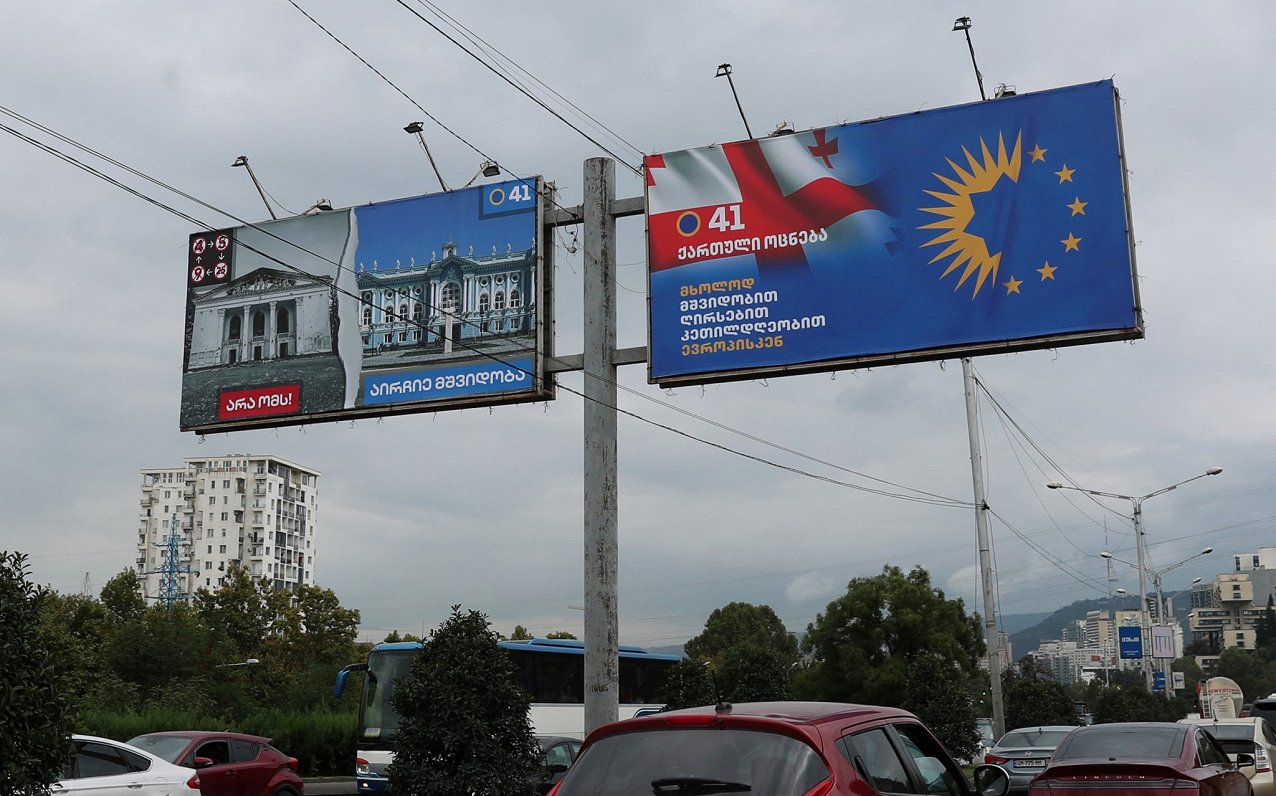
top-left (794, 565), bottom-right (984, 706)
top-left (388, 606), bottom-right (541, 795)
top-left (661, 658), bottom-right (717, 711)
top-left (0, 551), bottom-right (72, 794)
top-left (37, 592), bottom-right (115, 715)
top-left (903, 653), bottom-right (981, 760)
top-left (106, 602), bottom-right (213, 710)
top-left (99, 569), bottom-right (146, 624)
top-left (1257, 596), bottom-right (1276, 650)
top-left (509, 624), bottom-right (533, 640)
top-left (717, 645), bottom-right (793, 703)
top-left (1002, 658), bottom-right (1078, 729)
top-left (545, 631), bottom-right (577, 640)
top-left (194, 562), bottom-right (276, 662)
top-left (684, 602), bottom-right (797, 666)
top-left (1092, 686), bottom-right (1181, 723)
top-left (1214, 647), bottom-right (1264, 699)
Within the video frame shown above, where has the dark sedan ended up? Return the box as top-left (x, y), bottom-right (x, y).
top-left (1027, 722), bottom-right (1253, 796)
top-left (127, 730), bottom-right (304, 796)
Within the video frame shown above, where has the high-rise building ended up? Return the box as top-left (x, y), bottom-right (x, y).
top-left (137, 455), bottom-right (320, 602)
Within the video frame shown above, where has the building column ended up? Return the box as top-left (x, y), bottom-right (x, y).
top-left (267, 300), bottom-right (278, 359)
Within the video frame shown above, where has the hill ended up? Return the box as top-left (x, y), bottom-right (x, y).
top-left (1007, 596), bottom-right (1143, 658)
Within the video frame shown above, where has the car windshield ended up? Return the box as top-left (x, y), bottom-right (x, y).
top-left (997, 730), bottom-right (1070, 748)
top-left (127, 734), bottom-right (193, 764)
top-left (1057, 726), bottom-right (1184, 760)
top-left (555, 727), bottom-right (828, 796)
top-left (1204, 724), bottom-right (1257, 741)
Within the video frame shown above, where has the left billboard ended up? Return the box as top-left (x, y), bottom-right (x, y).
top-left (180, 178), bottom-right (551, 432)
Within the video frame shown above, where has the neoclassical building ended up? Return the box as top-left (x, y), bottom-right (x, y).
top-left (356, 241), bottom-right (536, 353)
top-left (186, 268), bottom-right (338, 369)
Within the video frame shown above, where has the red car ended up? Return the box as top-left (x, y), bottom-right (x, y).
top-left (547, 701), bottom-right (1011, 796)
top-left (127, 731), bottom-right (304, 796)
top-left (1027, 722), bottom-right (1253, 796)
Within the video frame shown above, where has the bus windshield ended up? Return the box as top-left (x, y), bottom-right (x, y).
top-left (360, 647), bottom-right (417, 743)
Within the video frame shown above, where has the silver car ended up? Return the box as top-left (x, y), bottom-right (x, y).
top-left (985, 725), bottom-right (1075, 794)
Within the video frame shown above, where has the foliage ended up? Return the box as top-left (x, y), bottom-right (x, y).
top-left (388, 606), bottom-right (541, 796)
top-left (1172, 656), bottom-right (1205, 699)
top-left (99, 569), bottom-right (146, 624)
top-left (1002, 658), bottom-right (1079, 729)
top-left (1213, 646), bottom-right (1267, 699)
top-left (1091, 686), bottom-right (1184, 723)
top-left (0, 551), bottom-right (72, 794)
top-left (509, 624), bottom-right (533, 640)
top-left (684, 602), bottom-right (797, 666)
top-left (79, 707), bottom-right (356, 776)
top-left (545, 631), bottom-right (577, 640)
top-left (661, 658), bottom-right (717, 711)
top-left (902, 654), bottom-right (981, 760)
top-left (1257, 595), bottom-right (1276, 650)
top-left (794, 565), bottom-right (984, 706)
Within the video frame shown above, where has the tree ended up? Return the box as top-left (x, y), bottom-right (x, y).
top-left (681, 602), bottom-right (799, 704)
top-left (509, 624), bottom-right (533, 641)
top-left (99, 569), bottom-right (146, 624)
top-left (684, 602), bottom-right (797, 666)
top-left (1002, 658), bottom-right (1078, 729)
top-left (0, 551), bottom-right (72, 794)
top-left (1092, 686), bottom-right (1181, 723)
top-left (661, 658), bottom-right (717, 711)
top-left (388, 606), bottom-right (541, 795)
top-left (194, 563), bottom-right (276, 661)
top-left (1214, 647), bottom-right (1265, 699)
top-left (545, 631), bottom-right (577, 640)
top-left (1258, 595), bottom-right (1276, 650)
top-left (903, 654), bottom-right (981, 760)
top-left (794, 565), bottom-right (984, 706)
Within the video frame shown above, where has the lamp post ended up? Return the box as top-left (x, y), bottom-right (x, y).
top-left (1106, 551), bottom-right (1211, 698)
top-left (1047, 467), bottom-right (1222, 692)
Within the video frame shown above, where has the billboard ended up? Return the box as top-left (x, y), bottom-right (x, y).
top-left (1118, 625), bottom-right (1143, 660)
top-left (180, 178), bottom-right (551, 432)
top-left (645, 80), bottom-right (1141, 385)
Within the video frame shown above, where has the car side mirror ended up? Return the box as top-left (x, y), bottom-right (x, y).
top-left (192, 756), bottom-right (214, 769)
top-left (1235, 752), bottom-right (1256, 770)
top-left (546, 763), bottom-right (569, 774)
top-left (973, 764), bottom-right (1010, 796)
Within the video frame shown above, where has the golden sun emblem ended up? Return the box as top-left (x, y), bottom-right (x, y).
top-left (919, 132), bottom-right (1023, 297)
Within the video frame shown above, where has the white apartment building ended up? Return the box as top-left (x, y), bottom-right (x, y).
top-left (137, 455), bottom-right (319, 601)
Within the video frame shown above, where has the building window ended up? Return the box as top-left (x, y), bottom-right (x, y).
top-left (362, 306), bottom-right (373, 327)
top-left (441, 282), bottom-right (460, 313)
top-left (252, 311), bottom-right (266, 338)
top-left (493, 291), bottom-right (506, 311)
top-left (219, 545), bottom-right (226, 554)
top-left (228, 315), bottom-right (242, 341)
top-left (277, 307), bottom-right (290, 334)
top-left (510, 289), bottom-right (521, 308)
top-left (479, 293), bottom-right (490, 313)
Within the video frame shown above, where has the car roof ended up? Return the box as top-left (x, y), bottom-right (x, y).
top-left (1179, 716), bottom-right (1263, 724)
top-left (657, 701), bottom-right (915, 725)
top-left (134, 730), bottom-right (272, 744)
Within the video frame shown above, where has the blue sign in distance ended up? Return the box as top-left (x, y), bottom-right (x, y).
top-left (1118, 626), bottom-right (1143, 660)
top-left (1153, 671), bottom-right (1166, 692)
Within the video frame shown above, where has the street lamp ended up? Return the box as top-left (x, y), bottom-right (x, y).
top-left (404, 121), bottom-right (450, 192)
top-left (215, 658), bottom-right (260, 668)
top-left (1047, 467), bottom-right (1223, 692)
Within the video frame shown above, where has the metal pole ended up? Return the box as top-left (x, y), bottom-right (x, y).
top-left (961, 28), bottom-right (987, 102)
top-left (1154, 573), bottom-right (1173, 700)
top-left (962, 358), bottom-right (1005, 738)
top-left (1132, 499), bottom-right (1154, 693)
top-left (582, 157), bottom-right (619, 735)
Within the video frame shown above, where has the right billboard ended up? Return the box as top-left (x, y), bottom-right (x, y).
top-left (645, 80), bottom-right (1141, 386)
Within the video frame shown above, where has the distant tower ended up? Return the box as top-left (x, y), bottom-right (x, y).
top-left (146, 512), bottom-right (193, 608)
top-left (81, 572), bottom-right (93, 598)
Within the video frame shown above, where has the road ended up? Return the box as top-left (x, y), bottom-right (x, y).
top-left (304, 779), bottom-right (357, 795)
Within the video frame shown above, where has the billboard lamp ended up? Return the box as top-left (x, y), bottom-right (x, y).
top-left (461, 160), bottom-right (502, 189)
top-left (403, 121), bottom-right (450, 192)
top-left (299, 198), bottom-right (334, 216)
top-left (951, 16), bottom-right (987, 101)
top-left (230, 155), bottom-right (278, 220)
top-left (714, 63), bottom-right (755, 140)
top-left (768, 121), bottom-right (796, 137)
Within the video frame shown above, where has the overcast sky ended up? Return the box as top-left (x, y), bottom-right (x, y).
top-left (3, 2), bottom-right (1274, 649)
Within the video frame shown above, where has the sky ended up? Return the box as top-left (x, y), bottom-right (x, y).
top-left (3, 1), bottom-right (1275, 650)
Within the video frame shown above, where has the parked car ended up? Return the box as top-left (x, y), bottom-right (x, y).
top-left (57, 734), bottom-right (199, 796)
top-left (985, 725), bottom-right (1075, 794)
top-left (1180, 716), bottom-right (1276, 796)
top-left (1027, 722), bottom-right (1253, 796)
top-left (537, 735), bottom-right (582, 794)
top-left (127, 730), bottom-right (303, 796)
top-left (1251, 697), bottom-right (1276, 730)
top-left (546, 701), bottom-right (1011, 796)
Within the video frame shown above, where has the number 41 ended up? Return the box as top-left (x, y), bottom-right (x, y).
top-left (708, 204), bottom-right (744, 232)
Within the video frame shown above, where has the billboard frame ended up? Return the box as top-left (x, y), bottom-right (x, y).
top-left (180, 178), bottom-right (554, 434)
top-left (644, 81), bottom-right (1142, 388)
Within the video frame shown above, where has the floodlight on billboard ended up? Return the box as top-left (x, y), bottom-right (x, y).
top-left (180, 178), bottom-right (551, 432)
top-left (645, 80), bottom-right (1141, 386)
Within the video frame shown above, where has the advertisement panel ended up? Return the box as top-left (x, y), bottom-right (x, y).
top-left (1118, 625), bottom-right (1143, 660)
top-left (645, 80), bottom-right (1140, 385)
top-left (180, 178), bottom-right (551, 432)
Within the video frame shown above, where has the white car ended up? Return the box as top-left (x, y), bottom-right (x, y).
top-left (1178, 716), bottom-right (1276, 796)
top-left (53, 735), bottom-right (200, 796)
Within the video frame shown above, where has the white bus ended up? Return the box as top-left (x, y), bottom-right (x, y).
top-left (334, 637), bottom-right (678, 792)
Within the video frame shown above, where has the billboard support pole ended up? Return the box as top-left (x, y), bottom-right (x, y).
top-left (582, 157), bottom-right (620, 735)
top-left (963, 358), bottom-right (1006, 739)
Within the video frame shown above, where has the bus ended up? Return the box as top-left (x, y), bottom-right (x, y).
top-left (334, 637), bottom-right (679, 792)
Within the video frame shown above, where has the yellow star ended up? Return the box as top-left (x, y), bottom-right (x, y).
top-left (1003, 276), bottom-right (1023, 294)
top-left (1055, 164), bottom-right (1075, 183)
top-left (1038, 261), bottom-right (1057, 280)
top-left (1061, 233), bottom-right (1081, 252)
top-left (1068, 197), bottom-right (1088, 216)
top-left (1029, 145), bottom-right (1047, 163)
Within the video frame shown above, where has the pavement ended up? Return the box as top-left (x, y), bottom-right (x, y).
top-left (304, 777), bottom-right (357, 795)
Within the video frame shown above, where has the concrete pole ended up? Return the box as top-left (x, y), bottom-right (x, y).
top-left (962, 358), bottom-right (1006, 739)
top-left (1132, 500), bottom-right (1155, 693)
top-left (582, 157), bottom-right (619, 735)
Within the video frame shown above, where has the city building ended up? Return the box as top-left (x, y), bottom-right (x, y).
top-left (137, 455), bottom-right (320, 602)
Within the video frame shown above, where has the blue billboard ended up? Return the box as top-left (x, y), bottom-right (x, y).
top-left (1118, 625), bottom-right (1143, 660)
top-left (645, 81), bottom-right (1140, 385)
top-left (181, 178), bottom-right (551, 432)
